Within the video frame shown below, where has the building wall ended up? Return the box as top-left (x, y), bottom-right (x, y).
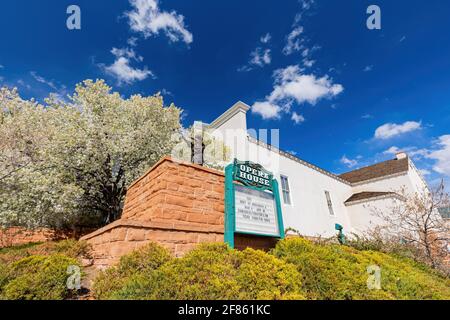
top-left (210, 109), bottom-right (354, 238)
top-left (245, 141), bottom-right (354, 238)
top-left (346, 197), bottom-right (397, 234)
top-left (208, 103), bottom-right (428, 238)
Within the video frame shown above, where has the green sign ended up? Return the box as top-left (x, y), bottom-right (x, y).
top-left (234, 161), bottom-right (273, 190)
top-left (224, 159), bottom-right (285, 248)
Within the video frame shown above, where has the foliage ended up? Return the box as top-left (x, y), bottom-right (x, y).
top-left (369, 182), bottom-right (450, 270)
top-left (92, 243), bottom-right (172, 300)
top-left (272, 237), bottom-right (450, 300)
top-left (0, 239), bottom-right (92, 265)
top-left (0, 254), bottom-right (79, 300)
top-left (94, 242), bottom-right (304, 300)
top-left (0, 80), bottom-right (182, 229)
top-left (170, 123), bottom-right (231, 171)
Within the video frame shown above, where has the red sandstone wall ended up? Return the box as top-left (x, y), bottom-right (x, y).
top-left (0, 227), bottom-right (64, 248)
top-left (81, 157), bottom-right (226, 268)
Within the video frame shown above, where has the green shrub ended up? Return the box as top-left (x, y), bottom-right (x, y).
top-left (235, 248), bottom-right (304, 300)
top-left (272, 237), bottom-right (450, 300)
top-left (92, 243), bottom-right (172, 300)
top-left (106, 243), bottom-right (304, 300)
top-left (0, 240), bottom-right (92, 265)
top-left (0, 254), bottom-right (80, 300)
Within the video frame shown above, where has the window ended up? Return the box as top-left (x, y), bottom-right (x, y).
top-left (325, 191), bottom-right (335, 216)
top-left (280, 175), bottom-right (291, 205)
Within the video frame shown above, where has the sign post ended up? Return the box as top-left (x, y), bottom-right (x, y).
top-left (224, 159), bottom-right (285, 248)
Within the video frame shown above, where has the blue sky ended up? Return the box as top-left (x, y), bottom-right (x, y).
top-left (1, 0), bottom-right (449, 187)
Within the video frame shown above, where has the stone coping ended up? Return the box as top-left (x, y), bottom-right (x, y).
top-left (128, 156), bottom-right (225, 189)
top-left (80, 219), bottom-right (224, 241)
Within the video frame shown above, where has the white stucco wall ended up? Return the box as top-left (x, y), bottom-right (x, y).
top-left (206, 102), bottom-right (428, 238)
top-left (346, 197), bottom-right (396, 234)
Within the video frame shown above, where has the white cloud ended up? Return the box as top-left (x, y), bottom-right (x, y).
top-left (300, 0), bottom-right (315, 10)
top-left (126, 0), bottom-right (193, 44)
top-left (104, 57), bottom-right (153, 85)
top-left (102, 47), bottom-right (154, 85)
top-left (340, 155), bottom-right (358, 168)
top-left (111, 47), bottom-right (143, 62)
top-left (160, 88), bottom-right (172, 96)
top-left (30, 71), bottom-right (58, 90)
top-left (361, 114), bottom-right (373, 119)
top-left (127, 37), bottom-right (138, 47)
top-left (383, 146), bottom-right (402, 155)
top-left (363, 65), bottom-right (373, 72)
top-left (252, 101), bottom-right (281, 120)
top-left (269, 65), bottom-right (344, 105)
top-left (303, 58), bottom-right (315, 68)
top-left (252, 65), bottom-right (343, 120)
top-left (383, 145), bottom-right (429, 159)
top-left (252, 65), bottom-right (344, 119)
top-left (17, 79), bottom-right (31, 90)
top-left (250, 48), bottom-right (271, 67)
top-left (400, 36), bottom-right (406, 42)
top-left (374, 121), bottom-right (422, 140)
top-left (238, 47), bottom-right (271, 72)
top-left (260, 33), bottom-right (271, 44)
top-left (283, 26), bottom-right (304, 55)
top-left (419, 169), bottom-right (431, 176)
top-left (291, 112), bottom-right (305, 124)
top-left (428, 135), bottom-right (450, 177)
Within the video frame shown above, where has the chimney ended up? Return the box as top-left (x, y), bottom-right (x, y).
top-left (396, 152), bottom-right (407, 160)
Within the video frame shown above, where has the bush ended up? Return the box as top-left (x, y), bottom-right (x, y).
top-left (92, 243), bottom-right (172, 300)
top-left (0, 240), bottom-right (92, 265)
top-left (99, 243), bottom-right (305, 300)
top-left (272, 237), bottom-right (450, 300)
top-left (0, 254), bottom-right (80, 300)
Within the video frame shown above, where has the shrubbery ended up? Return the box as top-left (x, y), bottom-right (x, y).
top-left (0, 239), bottom-right (91, 265)
top-left (93, 243), bottom-right (304, 300)
top-left (0, 240), bottom-right (91, 300)
top-left (0, 254), bottom-right (80, 300)
top-left (1, 238), bottom-right (448, 300)
top-left (92, 243), bottom-right (172, 300)
top-left (272, 237), bottom-right (450, 300)
top-left (94, 239), bottom-right (450, 300)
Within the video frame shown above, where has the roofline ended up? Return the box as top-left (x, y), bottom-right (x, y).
top-left (345, 193), bottom-right (404, 206)
top-left (209, 101), bottom-right (251, 129)
top-left (349, 171), bottom-right (409, 186)
top-left (247, 136), bottom-right (352, 186)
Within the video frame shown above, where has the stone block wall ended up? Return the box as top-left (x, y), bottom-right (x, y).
top-left (81, 157), bottom-right (226, 268)
top-left (0, 227), bottom-right (58, 248)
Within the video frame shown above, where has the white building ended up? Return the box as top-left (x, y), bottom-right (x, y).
top-left (202, 101), bottom-right (429, 238)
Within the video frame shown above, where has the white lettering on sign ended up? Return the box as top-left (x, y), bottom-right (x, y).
top-left (238, 164), bottom-right (270, 187)
top-left (234, 184), bottom-right (279, 237)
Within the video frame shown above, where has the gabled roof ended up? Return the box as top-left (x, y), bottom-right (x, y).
top-left (345, 191), bottom-right (397, 204)
top-left (339, 157), bottom-right (409, 184)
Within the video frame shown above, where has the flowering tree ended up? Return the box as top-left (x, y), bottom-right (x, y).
top-left (371, 181), bottom-right (449, 269)
top-left (0, 80), bottom-right (181, 230)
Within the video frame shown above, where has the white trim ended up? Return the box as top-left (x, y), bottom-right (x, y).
top-left (248, 136), bottom-right (352, 186)
top-left (209, 101), bottom-right (250, 129)
top-left (344, 193), bottom-right (404, 207)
